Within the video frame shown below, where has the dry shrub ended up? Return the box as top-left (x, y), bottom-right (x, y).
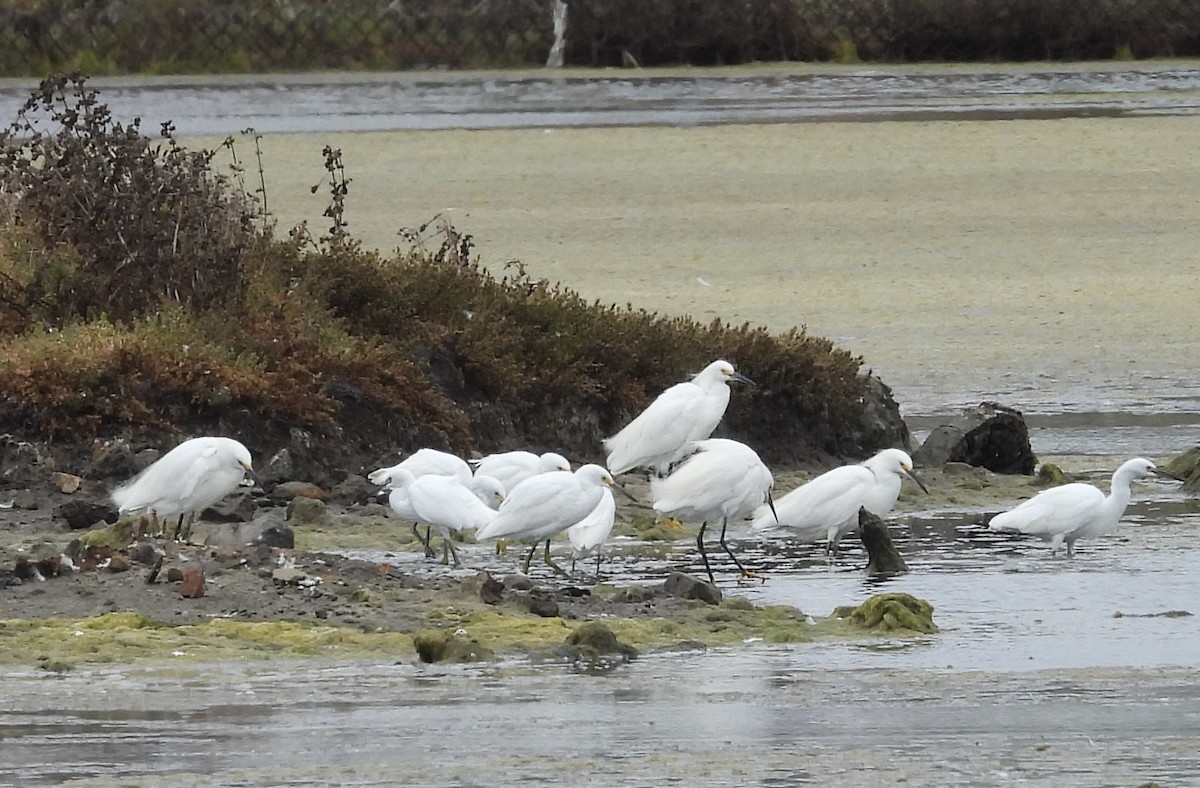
top-left (0, 73), bottom-right (262, 325)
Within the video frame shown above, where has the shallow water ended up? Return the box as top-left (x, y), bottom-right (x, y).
top-left (3, 62), bottom-right (1200, 135)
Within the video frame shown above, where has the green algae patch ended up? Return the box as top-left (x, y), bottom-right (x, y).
top-left (0, 613), bottom-right (416, 668)
top-left (1036, 462), bottom-right (1068, 485)
top-left (832, 593), bottom-right (938, 635)
top-left (1165, 447), bottom-right (1200, 492)
top-left (413, 629), bottom-right (495, 663)
top-left (79, 519), bottom-right (135, 549)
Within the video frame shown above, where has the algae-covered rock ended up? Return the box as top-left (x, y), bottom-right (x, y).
top-left (412, 629), bottom-right (495, 663)
top-left (79, 519), bottom-right (135, 550)
top-left (1165, 447), bottom-right (1200, 492)
top-left (557, 621), bottom-right (638, 665)
top-left (833, 592), bottom-right (937, 634)
top-left (1036, 462), bottom-right (1070, 486)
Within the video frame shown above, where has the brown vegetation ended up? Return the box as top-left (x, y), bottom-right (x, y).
top-left (0, 75), bottom-right (902, 483)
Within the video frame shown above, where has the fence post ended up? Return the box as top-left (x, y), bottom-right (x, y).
top-left (546, 0), bottom-right (568, 67)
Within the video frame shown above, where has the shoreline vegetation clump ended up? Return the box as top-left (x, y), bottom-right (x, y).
top-left (0, 74), bottom-right (906, 481)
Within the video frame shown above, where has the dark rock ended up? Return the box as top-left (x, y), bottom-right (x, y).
top-left (1164, 447), bottom-right (1200, 493)
top-left (258, 447), bottom-right (294, 488)
top-left (1, 437), bottom-right (54, 487)
top-left (286, 496), bottom-right (329, 526)
top-left (475, 572), bottom-right (505, 605)
top-left (913, 402), bottom-right (1036, 474)
top-left (84, 439), bottom-right (140, 482)
top-left (852, 375), bottom-right (912, 456)
top-left (105, 554), bottom-right (132, 573)
top-left (201, 491), bottom-right (257, 522)
top-left (179, 564), bottom-right (206, 598)
top-left (56, 499), bottom-right (119, 531)
top-left (328, 474), bottom-right (377, 506)
top-left (663, 572), bottom-right (722, 605)
top-left (524, 589), bottom-right (560, 618)
top-left (15, 555), bottom-right (62, 581)
top-left (859, 508), bottom-right (908, 576)
top-left (10, 489), bottom-right (39, 510)
top-left (255, 523), bottom-right (295, 549)
top-left (271, 567), bottom-right (309, 586)
top-left (504, 574), bottom-right (535, 591)
top-left (204, 512), bottom-right (293, 549)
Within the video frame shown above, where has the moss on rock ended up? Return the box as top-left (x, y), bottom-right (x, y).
top-left (412, 629), bottom-right (496, 663)
top-left (833, 593), bottom-right (938, 634)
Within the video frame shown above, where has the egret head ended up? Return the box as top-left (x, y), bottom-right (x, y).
top-left (707, 359), bottom-right (756, 387)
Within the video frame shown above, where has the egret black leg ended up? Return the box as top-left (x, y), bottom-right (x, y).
top-left (542, 539), bottom-right (569, 577)
top-left (521, 543), bottom-right (538, 575)
top-left (696, 521), bottom-right (715, 584)
top-left (412, 524), bottom-right (435, 558)
top-left (719, 517), bottom-right (764, 584)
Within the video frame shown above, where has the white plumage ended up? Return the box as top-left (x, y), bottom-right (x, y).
top-left (385, 469), bottom-right (503, 566)
top-left (111, 436), bottom-right (254, 540)
top-left (567, 487), bottom-right (617, 580)
top-left (651, 438), bottom-right (773, 583)
top-left (470, 450), bottom-right (570, 491)
top-left (604, 360), bottom-right (753, 476)
top-left (989, 457), bottom-right (1173, 557)
top-left (475, 464), bottom-right (616, 575)
top-left (751, 448), bottom-right (926, 552)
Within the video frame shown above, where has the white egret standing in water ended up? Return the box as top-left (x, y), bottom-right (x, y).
top-left (651, 438), bottom-right (774, 584)
top-left (989, 457), bottom-right (1179, 557)
top-left (751, 448), bottom-right (927, 553)
top-left (567, 487), bottom-right (617, 581)
top-left (475, 464), bottom-right (619, 576)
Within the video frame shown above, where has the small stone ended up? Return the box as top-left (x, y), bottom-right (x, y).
top-left (663, 572), bottom-right (722, 605)
top-left (272, 567), bottom-right (309, 586)
top-left (254, 524), bottom-right (295, 549)
top-left (128, 542), bottom-right (161, 566)
top-left (179, 564), bottom-right (206, 598)
top-left (166, 566), bottom-right (184, 582)
top-left (268, 481), bottom-right (327, 503)
top-left (286, 496), bottom-right (329, 526)
top-left (10, 489), bottom-right (39, 510)
top-left (525, 590), bottom-right (560, 618)
top-left (503, 574), bottom-right (534, 591)
top-left (105, 554), bottom-right (131, 573)
top-left (51, 472), bottom-right (82, 494)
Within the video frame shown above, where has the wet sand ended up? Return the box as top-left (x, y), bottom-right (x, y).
top-left (226, 114), bottom-right (1200, 416)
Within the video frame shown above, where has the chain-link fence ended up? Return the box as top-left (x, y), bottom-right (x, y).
top-left (2, 0), bottom-right (1199, 76)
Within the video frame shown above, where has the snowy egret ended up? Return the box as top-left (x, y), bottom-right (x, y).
top-left (988, 457), bottom-right (1180, 557)
top-left (470, 450), bottom-right (571, 491)
top-left (368, 448), bottom-right (471, 487)
top-left (604, 360), bottom-right (754, 476)
top-left (567, 487), bottom-right (616, 581)
top-left (385, 469), bottom-right (503, 566)
top-left (651, 438), bottom-right (774, 584)
top-left (369, 449), bottom-right (502, 555)
top-left (111, 436), bottom-right (254, 541)
top-left (475, 464), bottom-right (618, 576)
top-left (751, 448), bottom-right (927, 553)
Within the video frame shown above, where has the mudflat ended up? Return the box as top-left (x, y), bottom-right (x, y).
top-left (232, 114), bottom-right (1200, 413)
